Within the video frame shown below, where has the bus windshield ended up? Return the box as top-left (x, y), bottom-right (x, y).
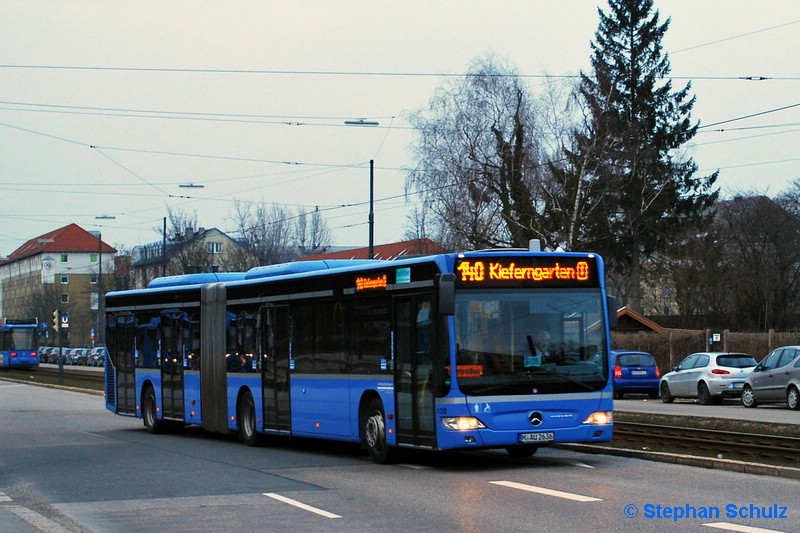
top-left (453, 288), bottom-right (608, 396)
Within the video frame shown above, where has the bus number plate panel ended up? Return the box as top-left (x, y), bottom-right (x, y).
top-left (518, 432), bottom-right (554, 443)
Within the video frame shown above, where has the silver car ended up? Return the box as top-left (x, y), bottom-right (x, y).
top-left (660, 352), bottom-right (757, 405)
top-left (741, 346), bottom-right (800, 410)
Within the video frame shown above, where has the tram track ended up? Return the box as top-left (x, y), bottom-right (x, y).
top-left (612, 420), bottom-right (800, 468)
top-left (0, 365), bottom-right (104, 391)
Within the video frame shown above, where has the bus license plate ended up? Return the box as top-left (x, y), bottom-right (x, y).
top-left (519, 432), bottom-right (554, 444)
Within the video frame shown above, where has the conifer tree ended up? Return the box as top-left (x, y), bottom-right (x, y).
top-left (571, 0), bottom-right (718, 310)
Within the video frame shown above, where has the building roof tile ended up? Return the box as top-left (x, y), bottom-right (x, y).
top-left (3, 223), bottom-right (117, 264)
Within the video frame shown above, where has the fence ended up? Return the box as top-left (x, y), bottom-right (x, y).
top-left (611, 329), bottom-right (800, 371)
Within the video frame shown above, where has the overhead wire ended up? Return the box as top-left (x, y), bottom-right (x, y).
top-left (2, 16), bottom-right (799, 248)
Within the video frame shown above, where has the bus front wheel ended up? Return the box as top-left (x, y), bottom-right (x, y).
top-left (364, 399), bottom-right (394, 464)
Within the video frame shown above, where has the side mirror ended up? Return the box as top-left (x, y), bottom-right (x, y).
top-left (438, 273), bottom-right (455, 316)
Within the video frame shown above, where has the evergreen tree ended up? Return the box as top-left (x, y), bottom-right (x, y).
top-left (571, 0), bottom-right (718, 310)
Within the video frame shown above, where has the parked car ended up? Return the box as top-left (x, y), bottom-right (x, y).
top-left (660, 352), bottom-right (757, 405)
top-left (87, 346), bottom-right (108, 367)
top-left (68, 348), bottom-right (90, 366)
top-left (38, 346), bottom-right (55, 363)
top-left (46, 348), bottom-right (58, 363)
top-left (48, 347), bottom-right (68, 365)
top-left (611, 350), bottom-right (660, 399)
top-left (741, 346), bottom-right (800, 410)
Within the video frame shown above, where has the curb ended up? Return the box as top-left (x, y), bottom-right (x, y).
top-left (561, 443), bottom-right (800, 480)
top-left (0, 376), bottom-right (103, 396)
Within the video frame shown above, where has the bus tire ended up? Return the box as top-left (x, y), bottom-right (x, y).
top-left (238, 391), bottom-right (261, 446)
top-left (364, 399), bottom-right (394, 464)
top-left (143, 385), bottom-right (164, 434)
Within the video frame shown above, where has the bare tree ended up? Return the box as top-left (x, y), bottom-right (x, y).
top-left (160, 207), bottom-right (210, 274)
top-left (228, 200), bottom-right (304, 268)
top-left (407, 54), bottom-right (559, 250)
top-left (721, 194), bottom-right (800, 330)
top-left (296, 207), bottom-right (332, 256)
top-left (23, 284), bottom-right (61, 344)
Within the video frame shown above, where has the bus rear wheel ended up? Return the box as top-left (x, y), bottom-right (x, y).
top-left (143, 386), bottom-right (164, 434)
top-left (364, 399), bottom-right (394, 464)
top-left (238, 391), bottom-right (261, 446)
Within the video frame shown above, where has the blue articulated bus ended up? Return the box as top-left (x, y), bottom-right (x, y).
top-left (0, 318), bottom-right (40, 369)
top-left (104, 248), bottom-right (617, 463)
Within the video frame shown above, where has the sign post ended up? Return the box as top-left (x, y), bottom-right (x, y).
top-left (54, 309), bottom-right (69, 385)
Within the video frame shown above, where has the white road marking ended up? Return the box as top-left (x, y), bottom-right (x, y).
top-left (489, 481), bottom-right (602, 502)
top-left (396, 463), bottom-right (432, 469)
top-left (566, 460), bottom-right (595, 469)
top-left (4, 505), bottom-right (71, 532)
top-left (264, 493), bottom-right (341, 519)
top-left (703, 522), bottom-right (789, 533)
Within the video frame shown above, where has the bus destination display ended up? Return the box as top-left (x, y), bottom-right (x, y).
top-left (455, 256), bottom-right (598, 288)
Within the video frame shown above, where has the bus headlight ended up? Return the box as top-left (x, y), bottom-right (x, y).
top-left (441, 417), bottom-right (487, 431)
top-left (582, 411), bottom-right (612, 425)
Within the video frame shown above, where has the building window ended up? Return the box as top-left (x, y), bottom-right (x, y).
top-left (60, 293), bottom-right (69, 304)
top-left (207, 242), bottom-right (223, 254)
top-left (90, 273), bottom-right (98, 284)
top-left (60, 254), bottom-right (68, 263)
top-left (90, 253), bottom-right (98, 263)
top-left (61, 274), bottom-right (69, 284)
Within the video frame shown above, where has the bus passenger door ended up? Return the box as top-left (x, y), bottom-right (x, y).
top-left (261, 306), bottom-right (291, 432)
top-left (394, 295), bottom-right (436, 447)
top-left (160, 313), bottom-right (185, 421)
top-left (109, 313), bottom-right (136, 415)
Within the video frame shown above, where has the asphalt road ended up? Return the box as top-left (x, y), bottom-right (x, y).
top-left (1, 380), bottom-right (800, 532)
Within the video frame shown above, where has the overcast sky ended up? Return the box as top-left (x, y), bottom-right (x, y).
top-left (1, 1), bottom-right (798, 257)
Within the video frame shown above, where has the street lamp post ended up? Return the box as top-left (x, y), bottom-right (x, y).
top-left (343, 119), bottom-right (379, 259)
top-left (369, 159), bottom-right (374, 259)
top-left (95, 215), bottom-right (116, 346)
top-left (162, 216), bottom-right (167, 277)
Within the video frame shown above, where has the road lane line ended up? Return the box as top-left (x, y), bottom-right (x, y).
top-left (703, 522), bottom-right (789, 533)
top-left (566, 460), bottom-right (595, 469)
top-left (5, 505), bottom-right (71, 532)
top-left (264, 493), bottom-right (341, 519)
top-left (489, 481), bottom-right (602, 502)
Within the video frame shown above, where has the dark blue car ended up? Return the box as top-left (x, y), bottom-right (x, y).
top-left (612, 350), bottom-right (660, 399)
